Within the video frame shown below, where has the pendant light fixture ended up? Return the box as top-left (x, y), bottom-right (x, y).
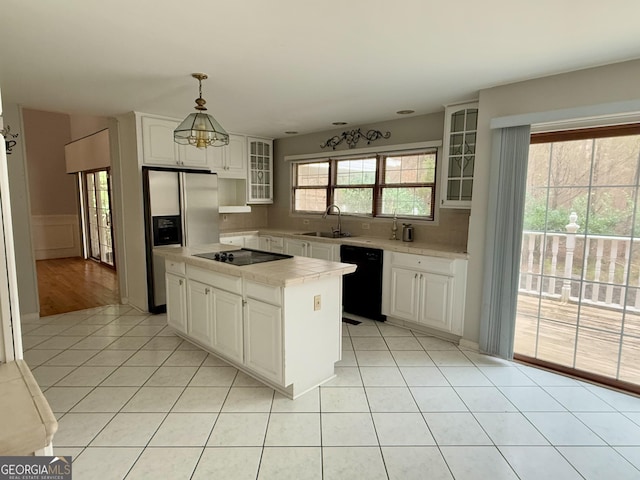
top-left (174, 73), bottom-right (229, 149)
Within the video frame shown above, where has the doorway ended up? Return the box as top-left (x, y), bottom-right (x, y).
top-left (83, 169), bottom-right (115, 268)
top-left (514, 124), bottom-right (640, 392)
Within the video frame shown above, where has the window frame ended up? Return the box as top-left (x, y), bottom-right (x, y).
top-left (291, 147), bottom-right (438, 220)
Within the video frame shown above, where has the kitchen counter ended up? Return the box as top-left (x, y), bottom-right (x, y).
top-left (221, 229), bottom-right (469, 260)
top-left (153, 243), bottom-right (356, 286)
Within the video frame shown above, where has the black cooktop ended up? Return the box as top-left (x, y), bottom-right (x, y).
top-left (193, 248), bottom-right (293, 266)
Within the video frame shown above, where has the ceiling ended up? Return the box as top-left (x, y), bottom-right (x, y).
top-left (1, 0), bottom-right (640, 139)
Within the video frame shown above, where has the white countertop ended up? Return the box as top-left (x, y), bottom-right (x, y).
top-left (154, 243), bottom-right (357, 287)
top-left (222, 229), bottom-right (469, 260)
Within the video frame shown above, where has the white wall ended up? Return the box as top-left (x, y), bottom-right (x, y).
top-left (465, 58), bottom-right (640, 346)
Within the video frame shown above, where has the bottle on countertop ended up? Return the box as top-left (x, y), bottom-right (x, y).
top-left (402, 223), bottom-right (414, 242)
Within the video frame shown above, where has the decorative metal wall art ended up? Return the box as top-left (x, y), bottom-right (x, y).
top-left (321, 128), bottom-right (390, 150)
top-left (1, 125), bottom-right (19, 155)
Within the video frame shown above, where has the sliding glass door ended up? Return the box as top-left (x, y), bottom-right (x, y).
top-left (84, 169), bottom-right (115, 268)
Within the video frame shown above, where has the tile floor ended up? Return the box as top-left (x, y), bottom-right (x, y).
top-left (20, 305), bottom-right (640, 479)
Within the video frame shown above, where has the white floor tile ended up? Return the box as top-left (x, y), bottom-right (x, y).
top-left (454, 386), bottom-right (518, 412)
top-left (322, 446), bottom-right (388, 480)
top-left (232, 371), bottom-right (266, 387)
top-left (70, 386), bottom-right (138, 412)
top-left (439, 367), bottom-right (492, 387)
top-left (473, 412), bottom-right (549, 445)
top-left (377, 324), bottom-right (415, 337)
top-left (499, 446), bottom-right (583, 480)
top-left (54, 412), bottom-right (115, 447)
top-left (558, 446), bottom-right (640, 480)
top-left (323, 366), bottom-right (363, 386)
top-left (382, 446), bottom-right (454, 480)
top-left (100, 366), bottom-right (157, 386)
top-left (35, 336), bottom-right (84, 350)
top-left (125, 447), bottom-right (201, 480)
top-left (91, 324), bottom-right (135, 336)
top-left (123, 349), bottom-right (173, 366)
top-left (23, 349), bottom-right (63, 367)
top-left (221, 387), bottom-right (274, 412)
top-left (122, 386), bottom-right (184, 412)
top-left (56, 366), bottom-right (118, 387)
top-left (365, 387), bottom-right (419, 412)
top-left (105, 336), bottom-right (151, 350)
top-left (519, 365), bottom-right (580, 386)
top-left (272, 389), bottom-right (320, 413)
top-left (71, 336), bottom-right (119, 350)
top-left (462, 350), bottom-right (514, 367)
top-left (145, 366), bottom-right (198, 386)
top-left (31, 366), bottom-right (76, 387)
top-left (384, 337), bottom-right (423, 351)
top-left (348, 324), bottom-right (382, 337)
top-left (543, 386), bottom-right (617, 411)
top-left (335, 350), bottom-right (357, 367)
top-left (43, 386), bottom-right (92, 412)
top-left (264, 413), bottom-right (321, 446)
top-left (416, 336), bottom-right (459, 351)
top-left (321, 413), bottom-right (378, 446)
top-left (373, 412), bottom-right (435, 446)
top-left (400, 366), bottom-right (449, 386)
top-left (192, 447), bottom-right (261, 480)
top-left (91, 412), bottom-right (166, 446)
top-left (142, 336), bottom-right (184, 350)
top-left (575, 412), bottom-right (640, 445)
top-left (614, 446), bottom-right (640, 469)
top-left (524, 412), bottom-right (605, 445)
top-left (360, 366), bottom-right (406, 386)
top-left (351, 336), bottom-right (389, 350)
top-left (391, 350), bottom-right (434, 366)
top-left (73, 447), bottom-right (142, 480)
top-left (125, 325), bottom-right (166, 336)
top-left (423, 412), bottom-right (491, 445)
top-left (428, 350), bottom-right (474, 366)
top-left (149, 412), bottom-right (217, 446)
top-left (440, 446), bottom-right (518, 480)
top-left (499, 386), bottom-right (566, 411)
top-left (207, 413), bottom-right (269, 446)
top-left (320, 386), bottom-right (370, 412)
top-left (189, 366), bottom-right (238, 386)
top-left (172, 387), bottom-right (230, 412)
top-left (83, 349), bottom-right (136, 366)
top-left (355, 350), bottom-right (396, 366)
top-left (479, 366), bottom-right (537, 386)
top-left (410, 387), bottom-right (468, 412)
top-left (258, 447), bottom-right (322, 480)
top-left (44, 349), bottom-right (99, 366)
top-left (585, 384), bottom-right (640, 411)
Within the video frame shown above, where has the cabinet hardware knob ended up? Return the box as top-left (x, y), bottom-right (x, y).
top-left (205, 288), bottom-right (210, 294)
top-left (179, 279), bottom-right (183, 285)
top-left (414, 273), bottom-right (418, 279)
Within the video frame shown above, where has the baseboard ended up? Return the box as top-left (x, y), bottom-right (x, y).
top-left (21, 313), bottom-right (40, 322)
top-left (458, 339), bottom-right (480, 351)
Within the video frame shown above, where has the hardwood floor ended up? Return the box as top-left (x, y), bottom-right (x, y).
top-left (36, 257), bottom-right (119, 316)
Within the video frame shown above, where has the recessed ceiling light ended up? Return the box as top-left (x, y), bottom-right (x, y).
top-left (284, 131), bottom-right (298, 135)
top-left (396, 110), bottom-right (415, 115)
top-left (332, 121), bottom-right (348, 126)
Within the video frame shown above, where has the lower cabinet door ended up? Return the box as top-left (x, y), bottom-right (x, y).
top-left (418, 272), bottom-right (454, 332)
top-left (212, 288), bottom-right (244, 363)
top-left (243, 298), bottom-right (283, 384)
top-left (309, 241), bottom-right (335, 261)
top-left (166, 273), bottom-right (187, 334)
top-left (388, 266), bottom-right (420, 321)
top-left (187, 280), bottom-right (214, 348)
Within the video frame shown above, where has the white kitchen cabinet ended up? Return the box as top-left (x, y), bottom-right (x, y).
top-left (220, 235), bottom-right (245, 247)
top-left (244, 235), bottom-right (259, 249)
top-left (244, 298), bottom-right (283, 384)
top-left (210, 134), bottom-right (247, 179)
top-left (259, 235), bottom-right (284, 253)
top-left (166, 272), bottom-right (187, 334)
top-left (247, 137), bottom-right (273, 204)
top-left (284, 238), bottom-right (338, 261)
top-left (187, 279), bottom-right (215, 348)
top-left (284, 238), bottom-right (307, 256)
top-left (140, 115), bottom-right (208, 169)
top-left (440, 102), bottom-right (478, 209)
top-left (211, 288), bottom-right (244, 363)
top-left (382, 251), bottom-right (467, 336)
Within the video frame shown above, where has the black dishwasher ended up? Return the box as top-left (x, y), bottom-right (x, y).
top-left (340, 245), bottom-right (386, 321)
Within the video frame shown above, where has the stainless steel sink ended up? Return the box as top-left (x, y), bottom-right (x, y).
top-left (300, 231), bottom-right (356, 238)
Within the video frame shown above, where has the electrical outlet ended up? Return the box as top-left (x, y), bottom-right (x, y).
top-left (303, 219), bottom-right (310, 225)
top-left (362, 223), bottom-right (370, 230)
top-left (314, 295), bottom-right (321, 311)
top-left (222, 214), bottom-right (228, 222)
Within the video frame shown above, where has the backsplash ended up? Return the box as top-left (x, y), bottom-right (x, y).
top-left (218, 205), bottom-right (269, 233)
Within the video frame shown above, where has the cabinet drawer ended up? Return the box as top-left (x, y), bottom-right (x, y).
top-left (270, 236), bottom-right (284, 249)
top-left (186, 265), bottom-right (242, 294)
top-left (165, 260), bottom-right (186, 275)
top-left (245, 280), bottom-right (282, 306)
top-left (386, 251), bottom-right (454, 276)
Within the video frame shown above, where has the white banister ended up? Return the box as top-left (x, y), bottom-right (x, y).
top-left (562, 212), bottom-right (579, 303)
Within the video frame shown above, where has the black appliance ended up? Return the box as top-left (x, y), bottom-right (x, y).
top-left (152, 215), bottom-right (182, 246)
top-left (193, 248), bottom-right (293, 266)
top-left (340, 245), bottom-right (385, 321)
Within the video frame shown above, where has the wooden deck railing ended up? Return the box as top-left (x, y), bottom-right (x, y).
top-left (519, 212), bottom-right (640, 312)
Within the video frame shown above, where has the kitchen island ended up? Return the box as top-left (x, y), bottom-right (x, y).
top-left (154, 244), bottom-right (356, 399)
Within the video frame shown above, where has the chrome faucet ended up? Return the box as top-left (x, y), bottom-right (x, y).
top-left (323, 204), bottom-right (342, 237)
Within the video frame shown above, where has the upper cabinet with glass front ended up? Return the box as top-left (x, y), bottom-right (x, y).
top-left (440, 102), bottom-right (478, 209)
top-left (247, 137), bottom-right (273, 204)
